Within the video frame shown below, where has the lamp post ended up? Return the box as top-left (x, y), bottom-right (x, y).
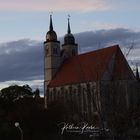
top-left (15, 122), bottom-right (23, 140)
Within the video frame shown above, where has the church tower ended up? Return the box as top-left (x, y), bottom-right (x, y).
top-left (44, 15), bottom-right (61, 107)
top-left (62, 16), bottom-right (78, 59)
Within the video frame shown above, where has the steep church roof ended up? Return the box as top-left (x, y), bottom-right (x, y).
top-left (48, 45), bottom-right (135, 87)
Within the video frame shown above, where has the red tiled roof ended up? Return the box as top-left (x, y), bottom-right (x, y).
top-left (48, 45), bottom-right (134, 87)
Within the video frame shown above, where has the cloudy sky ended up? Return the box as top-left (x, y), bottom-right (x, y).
top-left (0, 0), bottom-right (140, 94)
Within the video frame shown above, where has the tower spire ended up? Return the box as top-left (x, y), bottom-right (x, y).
top-left (46, 13), bottom-right (57, 42)
top-left (67, 15), bottom-right (71, 34)
top-left (136, 63), bottom-right (140, 81)
top-left (49, 14), bottom-right (53, 31)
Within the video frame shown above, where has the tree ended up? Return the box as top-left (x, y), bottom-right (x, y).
top-left (0, 85), bottom-right (33, 102)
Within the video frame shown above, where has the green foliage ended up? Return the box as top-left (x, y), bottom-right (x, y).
top-left (0, 85), bottom-right (33, 102)
top-left (0, 95), bottom-right (44, 140)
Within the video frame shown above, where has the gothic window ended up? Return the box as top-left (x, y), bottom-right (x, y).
top-left (83, 88), bottom-right (87, 115)
top-left (57, 91), bottom-right (60, 100)
top-left (69, 86), bottom-right (72, 101)
top-left (60, 87), bottom-right (64, 101)
top-left (65, 90), bottom-right (69, 102)
top-left (53, 88), bottom-right (56, 101)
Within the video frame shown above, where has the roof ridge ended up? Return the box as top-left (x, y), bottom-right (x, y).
top-left (78, 44), bottom-right (119, 57)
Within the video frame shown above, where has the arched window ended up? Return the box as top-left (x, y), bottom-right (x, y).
top-left (46, 48), bottom-right (49, 55)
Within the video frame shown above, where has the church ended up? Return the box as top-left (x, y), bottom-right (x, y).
top-left (44, 15), bottom-right (139, 124)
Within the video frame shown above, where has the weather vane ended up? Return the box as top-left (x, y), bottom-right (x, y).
top-left (49, 11), bottom-right (53, 16)
top-left (68, 14), bottom-right (70, 21)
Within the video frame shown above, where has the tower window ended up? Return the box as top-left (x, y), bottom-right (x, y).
top-left (53, 48), bottom-right (58, 54)
top-left (46, 48), bottom-right (49, 54)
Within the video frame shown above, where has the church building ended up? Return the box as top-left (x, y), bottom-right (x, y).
top-left (44, 15), bottom-right (138, 123)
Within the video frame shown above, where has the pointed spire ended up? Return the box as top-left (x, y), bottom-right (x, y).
top-left (49, 14), bottom-right (53, 31)
top-left (46, 13), bottom-right (57, 42)
top-left (67, 15), bottom-right (71, 34)
top-left (136, 63), bottom-right (140, 81)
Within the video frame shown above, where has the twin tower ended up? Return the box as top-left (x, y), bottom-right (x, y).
top-left (44, 15), bottom-right (78, 90)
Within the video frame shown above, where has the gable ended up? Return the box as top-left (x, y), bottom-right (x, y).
top-left (102, 46), bottom-right (135, 81)
top-left (112, 47), bottom-right (135, 80)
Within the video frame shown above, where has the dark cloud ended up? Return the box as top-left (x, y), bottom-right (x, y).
top-left (0, 39), bottom-right (43, 82)
top-left (75, 28), bottom-right (140, 53)
top-left (0, 28), bottom-right (140, 82)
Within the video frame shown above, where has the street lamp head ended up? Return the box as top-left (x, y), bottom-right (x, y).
top-left (15, 122), bottom-right (23, 140)
top-left (15, 122), bottom-right (20, 127)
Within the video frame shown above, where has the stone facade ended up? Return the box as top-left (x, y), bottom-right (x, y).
top-left (47, 80), bottom-right (140, 125)
top-left (47, 82), bottom-right (99, 121)
top-left (100, 81), bottom-right (140, 125)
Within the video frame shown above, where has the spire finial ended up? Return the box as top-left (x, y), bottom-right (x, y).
top-left (49, 12), bottom-right (53, 31)
top-left (136, 63), bottom-right (140, 81)
top-left (67, 14), bottom-right (71, 34)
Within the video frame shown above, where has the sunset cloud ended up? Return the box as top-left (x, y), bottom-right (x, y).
top-left (0, 0), bottom-right (111, 12)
